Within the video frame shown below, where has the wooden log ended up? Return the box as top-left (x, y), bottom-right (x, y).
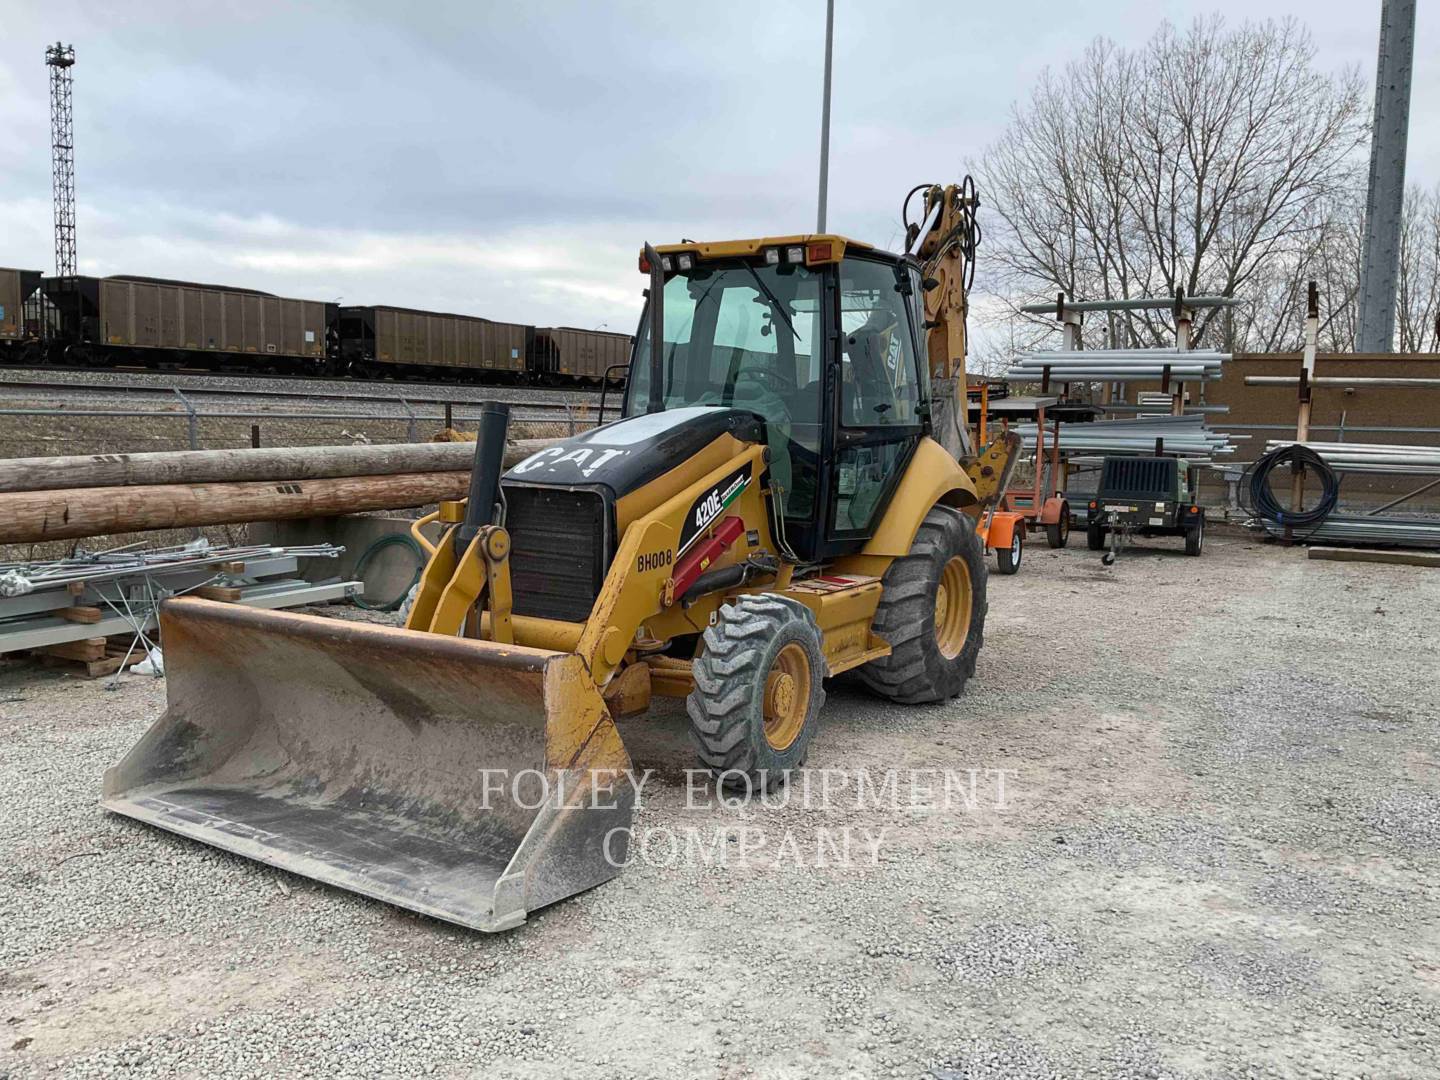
top-left (57, 606), bottom-right (103, 623)
top-left (0, 471), bottom-right (472, 544)
top-left (0, 437), bottom-right (564, 494)
top-left (1307, 546), bottom-right (1440, 567)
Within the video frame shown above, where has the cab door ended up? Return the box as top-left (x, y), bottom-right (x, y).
top-left (819, 256), bottom-right (927, 557)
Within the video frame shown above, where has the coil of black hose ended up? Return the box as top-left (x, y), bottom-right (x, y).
top-left (1241, 444), bottom-right (1340, 527)
top-left (351, 533), bottom-right (425, 612)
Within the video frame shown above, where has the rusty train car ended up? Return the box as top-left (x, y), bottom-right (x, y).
top-left (0, 267), bottom-right (44, 363)
top-left (41, 275), bottom-right (335, 371)
top-left (8, 269), bottom-right (630, 386)
top-left (530, 326), bottom-right (633, 384)
top-left (338, 305), bottom-right (530, 382)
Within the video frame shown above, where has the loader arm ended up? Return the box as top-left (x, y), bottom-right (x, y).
top-left (908, 180), bottom-right (981, 463)
top-left (963, 430), bottom-right (1024, 512)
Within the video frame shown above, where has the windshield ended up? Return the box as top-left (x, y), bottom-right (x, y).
top-left (627, 260), bottom-right (824, 517)
top-left (627, 261), bottom-right (822, 414)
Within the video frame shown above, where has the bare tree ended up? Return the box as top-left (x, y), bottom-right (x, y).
top-left (1396, 185), bottom-right (1440, 353)
top-left (1240, 184), bottom-right (1440, 354)
top-left (973, 16), bottom-right (1366, 354)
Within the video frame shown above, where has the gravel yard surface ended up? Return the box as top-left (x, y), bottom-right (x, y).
top-left (1, 532), bottom-right (1437, 1078)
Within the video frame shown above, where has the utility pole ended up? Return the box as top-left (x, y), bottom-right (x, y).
top-left (816, 0), bottom-right (834, 233)
top-left (46, 43), bottom-right (77, 278)
top-left (1356, 0), bottom-right (1416, 353)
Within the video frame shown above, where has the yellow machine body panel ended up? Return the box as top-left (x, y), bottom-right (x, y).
top-left (106, 178), bottom-right (993, 935)
top-left (841, 438), bottom-right (978, 565)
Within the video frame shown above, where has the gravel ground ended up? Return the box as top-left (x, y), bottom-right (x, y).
top-left (1, 531), bottom-right (1437, 1078)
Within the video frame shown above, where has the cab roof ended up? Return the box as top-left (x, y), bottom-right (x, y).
top-left (646, 234), bottom-right (895, 270)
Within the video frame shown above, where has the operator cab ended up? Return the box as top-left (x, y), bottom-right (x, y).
top-left (623, 237), bottom-right (932, 561)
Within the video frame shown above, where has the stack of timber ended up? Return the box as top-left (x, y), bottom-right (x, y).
top-left (0, 438), bottom-right (558, 544)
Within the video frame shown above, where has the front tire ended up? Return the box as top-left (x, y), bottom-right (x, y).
top-left (996, 525), bottom-right (1023, 575)
top-left (858, 507), bottom-right (988, 704)
top-left (688, 594), bottom-right (826, 790)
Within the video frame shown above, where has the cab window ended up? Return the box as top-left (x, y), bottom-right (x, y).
top-left (838, 259), bottom-right (922, 429)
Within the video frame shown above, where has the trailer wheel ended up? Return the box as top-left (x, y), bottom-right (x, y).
top-left (1185, 517), bottom-right (1204, 556)
top-left (1087, 523), bottom-right (1106, 551)
top-left (858, 507), bottom-right (988, 704)
top-left (996, 526), bottom-right (1023, 575)
top-left (1045, 505), bottom-right (1071, 549)
top-left (688, 594), bottom-right (825, 791)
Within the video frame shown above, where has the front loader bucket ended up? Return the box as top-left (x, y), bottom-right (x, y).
top-left (102, 598), bottom-right (633, 933)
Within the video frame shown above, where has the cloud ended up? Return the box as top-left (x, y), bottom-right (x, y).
top-left (1, 0), bottom-right (1434, 340)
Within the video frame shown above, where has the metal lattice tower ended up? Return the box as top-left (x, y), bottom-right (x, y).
top-left (46, 42), bottom-right (77, 278)
top-left (1356, 0), bottom-right (1416, 353)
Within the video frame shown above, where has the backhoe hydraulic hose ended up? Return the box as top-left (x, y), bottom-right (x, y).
top-left (1241, 443), bottom-right (1339, 528)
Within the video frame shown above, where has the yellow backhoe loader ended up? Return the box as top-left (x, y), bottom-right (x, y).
top-left (104, 181), bottom-right (1014, 932)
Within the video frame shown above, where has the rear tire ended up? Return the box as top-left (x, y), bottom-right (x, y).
top-left (1185, 517), bottom-right (1204, 556)
top-left (996, 526), bottom-right (1023, 575)
top-left (1045, 507), bottom-right (1071, 549)
top-left (857, 507), bottom-right (988, 704)
top-left (688, 594), bottom-right (826, 791)
top-left (1087, 523), bottom-right (1106, 551)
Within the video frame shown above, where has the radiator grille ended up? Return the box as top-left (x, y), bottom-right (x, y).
top-left (503, 485), bottom-right (607, 622)
top-left (1100, 457), bottom-right (1176, 501)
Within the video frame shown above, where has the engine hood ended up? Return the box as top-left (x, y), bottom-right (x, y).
top-left (503, 405), bottom-right (765, 499)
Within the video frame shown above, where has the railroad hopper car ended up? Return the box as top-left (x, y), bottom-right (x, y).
top-left (530, 326), bottom-right (631, 384)
top-left (338, 305), bottom-right (529, 382)
top-left (41, 275), bottom-right (336, 372)
top-left (0, 267), bottom-right (43, 359)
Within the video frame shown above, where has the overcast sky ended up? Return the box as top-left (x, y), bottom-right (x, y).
top-left (1, 1), bottom-right (1435, 335)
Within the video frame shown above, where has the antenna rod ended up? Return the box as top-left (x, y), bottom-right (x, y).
top-left (816, 0), bottom-right (834, 233)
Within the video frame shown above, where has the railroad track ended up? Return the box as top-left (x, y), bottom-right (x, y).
top-left (0, 362), bottom-right (617, 392)
top-left (0, 375), bottom-right (609, 443)
top-left (0, 367), bottom-right (607, 407)
top-left (0, 376), bottom-right (602, 412)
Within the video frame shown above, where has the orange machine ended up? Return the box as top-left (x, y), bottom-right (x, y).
top-left (965, 384), bottom-right (1077, 574)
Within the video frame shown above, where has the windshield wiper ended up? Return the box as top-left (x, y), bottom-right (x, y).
top-left (741, 264), bottom-right (801, 341)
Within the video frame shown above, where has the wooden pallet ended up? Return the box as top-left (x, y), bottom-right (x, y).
top-left (32, 636), bottom-right (151, 679)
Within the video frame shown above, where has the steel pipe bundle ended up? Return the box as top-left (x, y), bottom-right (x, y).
top-left (1009, 413), bottom-right (1236, 458)
top-left (1005, 348), bottom-right (1229, 384)
top-left (1262, 440), bottom-right (1440, 475)
top-left (1259, 513), bottom-right (1440, 548)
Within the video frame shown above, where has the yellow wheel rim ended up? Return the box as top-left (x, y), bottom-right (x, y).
top-left (934, 555), bottom-right (973, 660)
top-left (763, 642), bottom-right (811, 751)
